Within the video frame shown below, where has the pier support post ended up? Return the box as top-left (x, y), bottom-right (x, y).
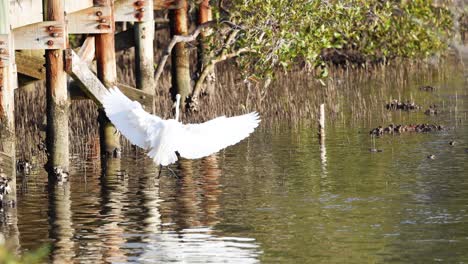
top-left (94, 0), bottom-right (121, 158)
top-left (43, 0), bottom-right (70, 174)
top-left (169, 0), bottom-right (191, 110)
top-left (134, 0), bottom-right (155, 98)
top-left (196, 0), bottom-right (215, 96)
top-left (0, 0), bottom-right (16, 199)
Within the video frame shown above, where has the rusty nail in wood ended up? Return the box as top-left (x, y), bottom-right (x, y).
top-left (139, 7), bottom-right (145, 12)
top-left (0, 48), bottom-right (5, 54)
top-left (96, 11), bottom-right (103, 16)
top-left (135, 12), bottom-right (144, 20)
top-left (97, 25), bottom-right (102, 29)
top-left (141, 35), bottom-right (146, 39)
top-left (39, 68), bottom-right (44, 73)
top-left (100, 18), bottom-right (107, 23)
top-left (52, 33), bottom-right (59, 38)
top-left (48, 26), bottom-right (54, 31)
top-left (47, 40), bottom-right (54, 46)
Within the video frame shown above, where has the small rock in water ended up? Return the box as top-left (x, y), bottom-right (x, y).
top-left (449, 141), bottom-right (456, 146)
top-left (427, 154), bottom-right (436, 160)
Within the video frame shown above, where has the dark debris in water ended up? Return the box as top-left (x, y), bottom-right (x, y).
top-left (424, 104), bottom-right (439, 115)
top-left (419, 85), bottom-right (436, 91)
top-left (369, 148), bottom-right (383, 153)
top-left (370, 124), bottom-right (445, 136)
top-left (386, 99), bottom-right (421, 111)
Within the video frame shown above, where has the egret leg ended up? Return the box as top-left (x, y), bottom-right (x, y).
top-left (157, 165), bottom-right (163, 179)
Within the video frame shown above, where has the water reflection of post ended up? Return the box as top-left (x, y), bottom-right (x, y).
top-left (99, 158), bottom-right (127, 263)
top-left (48, 181), bottom-right (76, 263)
top-left (141, 161), bottom-right (161, 240)
top-left (175, 159), bottom-right (201, 229)
top-left (318, 104), bottom-right (327, 175)
top-left (200, 154), bottom-right (221, 227)
top-left (2, 206), bottom-right (20, 255)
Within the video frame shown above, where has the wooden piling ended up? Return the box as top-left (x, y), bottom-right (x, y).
top-left (196, 0), bottom-right (215, 96)
top-left (1, 0), bottom-right (17, 198)
top-left (43, 0), bottom-right (70, 173)
top-left (134, 0), bottom-right (155, 96)
top-left (94, 0), bottom-right (121, 158)
top-left (169, 0), bottom-right (191, 110)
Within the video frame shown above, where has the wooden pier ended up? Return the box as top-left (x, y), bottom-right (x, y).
top-left (0, 0), bottom-right (198, 201)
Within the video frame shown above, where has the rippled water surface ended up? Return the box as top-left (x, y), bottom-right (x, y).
top-left (2, 62), bottom-right (468, 263)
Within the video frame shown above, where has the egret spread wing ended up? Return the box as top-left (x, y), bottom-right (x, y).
top-left (102, 88), bottom-right (162, 149)
top-left (175, 112), bottom-right (260, 159)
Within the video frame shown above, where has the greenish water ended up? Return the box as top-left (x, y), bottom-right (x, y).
top-left (1, 62), bottom-right (468, 263)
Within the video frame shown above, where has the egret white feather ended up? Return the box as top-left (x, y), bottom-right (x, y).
top-left (102, 87), bottom-right (260, 166)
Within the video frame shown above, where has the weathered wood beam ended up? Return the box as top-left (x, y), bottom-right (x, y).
top-left (67, 6), bottom-right (113, 34)
top-left (78, 36), bottom-right (96, 64)
top-left (10, 0), bottom-right (95, 29)
top-left (15, 29), bottom-right (135, 82)
top-left (43, 0), bottom-right (70, 173)
top-left (13, 21), bottom-right (66, 50)
top-left (66, 49), bottom-right (107, 106)
top-left (117, 82), bottom-right (154, 110)
top-left (15, 51), bottom-right (45, 80)
top-left (115, 0), bottom-right (152, 22)
top-left (67, 61), bottom-right (154, 110)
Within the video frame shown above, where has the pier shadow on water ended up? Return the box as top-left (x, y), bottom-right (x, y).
top-left (1, 57), bottom-right (468, 263)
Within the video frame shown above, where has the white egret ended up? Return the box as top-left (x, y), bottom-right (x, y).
top-left (102, 87), bottom-right (260, 166)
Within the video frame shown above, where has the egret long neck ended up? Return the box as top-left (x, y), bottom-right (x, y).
top-left (175, 94), bottom-right (181, 121)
